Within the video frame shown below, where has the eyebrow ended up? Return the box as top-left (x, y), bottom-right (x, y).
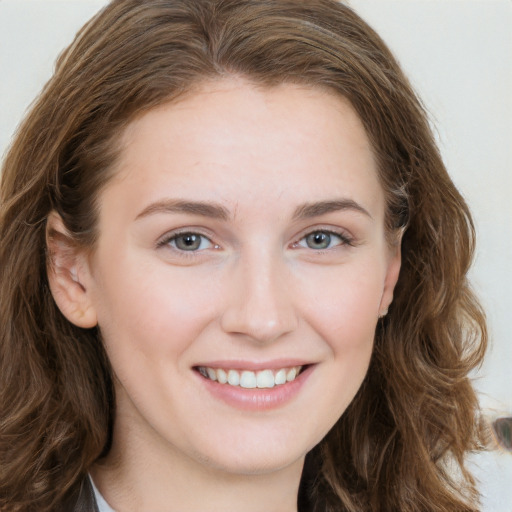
top-left (135, 197), bottom-right (372, 222)
top-left (135, 199), bottom-right (230, 221)
top-left (292, 199), bottom-right (372, 220)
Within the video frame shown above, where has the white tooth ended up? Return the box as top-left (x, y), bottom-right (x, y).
top-left (274, 369), bottom-right (287, 385)
top-left (240, 371), bottom-right (257, 389)
top-left (199, 367), bottom-right (208, 378)
top-left (257, 370), bottom-right (275, 388)
top-left (286, 367), bottom-right (297, 382)
top-left (206, 368), bottom-right (217, 381)
top-left (227, 369), bottom-right (240, 386)
top-left (217, 368), bottom-right (228, 384)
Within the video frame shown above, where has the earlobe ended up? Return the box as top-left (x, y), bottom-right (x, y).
top-left (46, 212), bottom-right (98, 329)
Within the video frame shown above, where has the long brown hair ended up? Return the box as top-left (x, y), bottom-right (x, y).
top-left (0, 1), bottom-right (487, 510)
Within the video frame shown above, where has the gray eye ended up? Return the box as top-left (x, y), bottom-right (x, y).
top-left (173, 233), bottom-right (203, 251)
top-left (305, 232), bottom-right (333, 250)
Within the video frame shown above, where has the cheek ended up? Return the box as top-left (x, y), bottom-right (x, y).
top-left (283, 264), bottom-right (383, 437)
top-left (294, 259), bottom-right (384, 348)
top-left (91, 253), bottom-right (222, 359)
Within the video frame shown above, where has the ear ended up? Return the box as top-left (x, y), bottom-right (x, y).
top-left (378, 238), bottom-right (402, 318)
top-left (46, 212), bottom-right (98, 328)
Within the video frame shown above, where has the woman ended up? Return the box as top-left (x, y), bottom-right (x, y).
top-left (0, 1), bottom-right (487, 510)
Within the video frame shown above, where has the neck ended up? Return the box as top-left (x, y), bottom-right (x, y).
top-left (91, 422), bottom-right (304, 512)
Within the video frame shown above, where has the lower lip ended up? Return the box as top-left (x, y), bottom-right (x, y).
top-left (196, 366), bottom-right (314, 411)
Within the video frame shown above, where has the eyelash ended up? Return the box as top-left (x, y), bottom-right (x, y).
top-left (157, 228), bottom-right (354, 255)
top-left (157, 230), bottom-right (217, 253)
top-left (294, 229), bottom-right (354, 251)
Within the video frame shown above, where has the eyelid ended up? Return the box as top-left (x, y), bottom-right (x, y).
top-left (156, 228), bottom-right (218, 252)
top-left (292, 227), bottom-right (355, 249)
top-left (155, 225), bottom-right (355, 254)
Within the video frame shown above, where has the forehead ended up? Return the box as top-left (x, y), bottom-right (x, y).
top-left (105, 78), bottom-right (384, 221)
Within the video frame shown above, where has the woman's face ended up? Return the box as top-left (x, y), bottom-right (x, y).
top-left (76, 79), bottom-right (400, 475)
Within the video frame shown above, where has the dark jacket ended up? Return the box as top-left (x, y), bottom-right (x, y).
top-left (60, 477), bottom-right (100, 512)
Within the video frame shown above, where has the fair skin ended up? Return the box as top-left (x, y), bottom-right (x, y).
top-left (48, 78), bottom-right (401, 511)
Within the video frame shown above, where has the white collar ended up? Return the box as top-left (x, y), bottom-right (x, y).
top-left (89, 475), bottom-right (116, 512)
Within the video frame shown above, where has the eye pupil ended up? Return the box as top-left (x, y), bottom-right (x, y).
top-left (175, 233), bottom-right (201, 251)
top-left (307, 232), bottom-right (331, 249)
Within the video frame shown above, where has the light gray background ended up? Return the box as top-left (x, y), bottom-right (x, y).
top-left (1, 0), bottom-right (511, 509)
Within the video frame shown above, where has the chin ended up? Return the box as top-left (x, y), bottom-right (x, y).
top-left (199, 451), bottom-right (305, 477)
top-left (188, 432), bottom-right (313, 476)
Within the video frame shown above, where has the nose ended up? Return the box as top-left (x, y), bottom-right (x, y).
top-left (220, 250), bottom-right (298, 344)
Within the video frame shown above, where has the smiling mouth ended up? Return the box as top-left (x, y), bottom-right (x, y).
top-left (195, 366), bottom-right (305, 389)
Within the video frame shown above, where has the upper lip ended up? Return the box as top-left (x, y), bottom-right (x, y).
top-left (194, 359), bottom-right (313, 371)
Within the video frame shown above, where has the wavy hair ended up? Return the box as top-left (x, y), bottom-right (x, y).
top-left (0, 1), bottom-right (486, 510)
